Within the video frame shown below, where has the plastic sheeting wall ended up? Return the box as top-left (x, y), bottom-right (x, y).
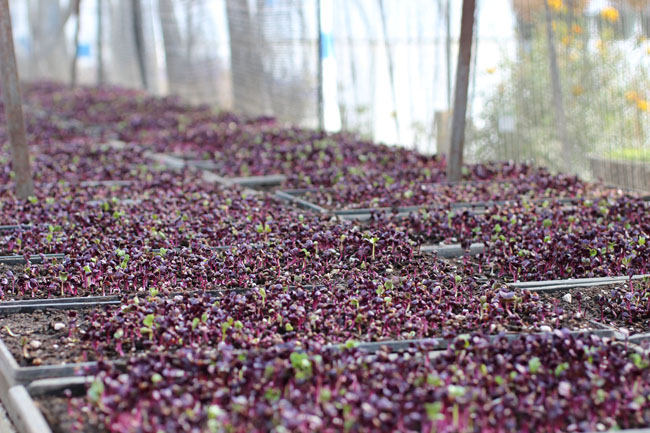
top-left (7, 0), bottom-right (650, 188)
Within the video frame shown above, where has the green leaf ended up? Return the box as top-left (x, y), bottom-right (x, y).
top-left (447, 385), bottom-right (466, 399)
top-left (87, 379), bottom-right (104, 403)
top-left (425, 402), bottom-right (444, 421)
top-left (143, 314), bottom-right (155, 328)
top-left (528, 357), bottom-right (542, 374)
top-left (320, 388), bottom-right (332, 402)
top-left (264, 388), bottom-right (281, 402)
top-left (554, 362), bottom-right (570, 376)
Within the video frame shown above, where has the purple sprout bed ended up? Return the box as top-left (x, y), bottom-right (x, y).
top-left (0, 83), bottom-right (649, 433)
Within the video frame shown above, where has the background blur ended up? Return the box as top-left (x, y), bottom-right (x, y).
top-left (7, 0), bottom-right (650, 188)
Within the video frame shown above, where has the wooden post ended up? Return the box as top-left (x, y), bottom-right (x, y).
top-left (97, 0), bottom-right (104, 85)
top-left (70, 0), bottom-right (81, 88)
top-left (445, 0), bottom-right (452, 108)
top-left (435, 110), bottom-right (451, 157)
top-left (132, 0), bottom-right (148, 89)
top-left (446, 0), bottom-right (476, 182)
top-left (0, 0), bottom-right (34, 199)
top-left (316, 0), bottom-right (324, 129)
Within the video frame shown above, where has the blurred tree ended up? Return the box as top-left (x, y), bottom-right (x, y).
top-left (26, 0), bottom-right (75, 81)
top-left (470, 2), bottom-right (650, 174)
top-left (159, 0), bottom-right (185, 94)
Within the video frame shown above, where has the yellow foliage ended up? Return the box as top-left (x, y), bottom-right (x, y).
top-left (626, 91), bottom-right (639, 102)
top-left (637, 99), bottom-right (649, 112)
top-left (511, 0), bottom-right (588, 23)
top-left (600, 7), bottom-right (620, 22)
top-left (571, 85), bottom-right (584, 96)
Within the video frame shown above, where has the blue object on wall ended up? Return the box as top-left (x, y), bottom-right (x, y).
top-left (320, 32), bottom-right (333, 59)
top-left (77, 43), bottom-right (91, 58)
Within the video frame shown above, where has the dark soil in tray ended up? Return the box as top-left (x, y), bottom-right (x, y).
top-left (539, 284), bottom-right (650, 334)
top-left (0, 309), bottom-right (109, 367)
top-left (0, 262), bottom-right (29, 273)
top-left (35, 396), bottom-right (103, 433)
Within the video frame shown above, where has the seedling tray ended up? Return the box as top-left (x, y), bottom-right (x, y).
top-left (331, 328), bottom-right (626, 353)
top-left (143, 151), bottom-right (187, 171)
top-left (0, 225), bottom-right (31, 232)
top-left (509, 273), bottom-right (650, 292)
top-left (275, 188), bottom-right (608, 217)
top-left (420, 242), bottom-right (485, 258)
top-left (1, 328), bottom-right (641, 433)
top-left (0, 254), bottom-right (65, 265)
top-left (146, 152), bottom-right (288, 189)
top-left (0, 296), bottom-right (120, 314)
top-left (0, 385), bottom-right (51, 433)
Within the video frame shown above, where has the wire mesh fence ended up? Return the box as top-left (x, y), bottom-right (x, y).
top-left (6, 0), bottom-right (650, 190)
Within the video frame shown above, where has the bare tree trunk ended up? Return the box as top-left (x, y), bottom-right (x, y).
top-left (107, 1), bottom-right (139, 86)
top-left (226, 0), bottom-right (266, 113)
top-left (27, 0), bottom-right (75, 81)
top-left (70, 0), bottom-right (81, 88)
top-left (132, 0), bottom-right (148, 89)
top-left (0, 0), bottom-right (34, 198)
top-left (158, 0), bottom-right (185, 94)
top-left (544, 0), bottom-right (571, 166)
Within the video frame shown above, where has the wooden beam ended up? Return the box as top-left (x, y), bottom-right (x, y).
top-left (446, 0), bottom-right (476, 182)
top-left (0, 0), bottom-right (34, 199)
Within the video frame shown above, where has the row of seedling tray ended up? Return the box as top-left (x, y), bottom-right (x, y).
top-left (1, 271), bottom-right (650, 432)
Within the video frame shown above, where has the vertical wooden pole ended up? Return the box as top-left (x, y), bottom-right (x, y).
top-left (132, 0), bottom-right (148, 89)
top-left (70, 0), bottom-right (81, 88)
top-left (445, 0), bottom-right (452, 108)
top-left (316, 0), bottom-right (324, 129)
top-left (446, 0), bottom-right (476, 182)
top-left (0, 0), bottom-right (34, 199)
top-left (97, 0), bottom-right (104, 85)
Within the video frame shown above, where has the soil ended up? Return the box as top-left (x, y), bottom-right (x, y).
top-left (0, 309), bottom-right (112, 367)
top-left (538, 284), bottom-right (650, 334)
top-left (35, 396), bottom-right (104, 433)
top-left (0, 262), bottom-right (29, 273)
